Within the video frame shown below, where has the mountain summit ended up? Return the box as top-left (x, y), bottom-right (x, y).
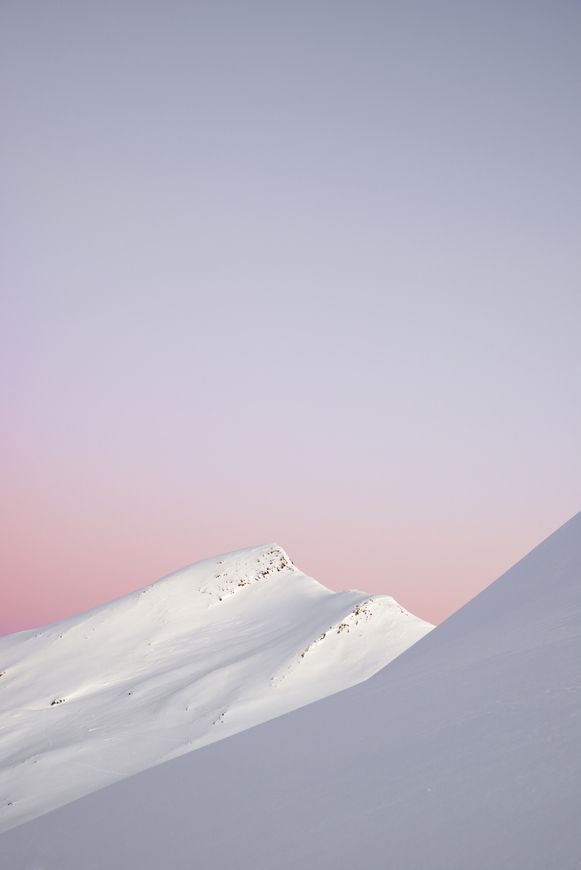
top-left (0, 543), bottom-right (431, 832)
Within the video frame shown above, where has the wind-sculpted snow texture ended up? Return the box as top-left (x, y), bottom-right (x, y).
top-left (0, 544), bottom-right (431, 832)
top-left (2, 513), bottom-right (580, 870)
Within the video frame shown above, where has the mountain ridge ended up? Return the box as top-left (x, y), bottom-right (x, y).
top-left (0, 542), bottom-right (432, 832)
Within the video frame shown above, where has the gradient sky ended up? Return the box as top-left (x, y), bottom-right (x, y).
top-left (1, 0), bottom-right (580, 635)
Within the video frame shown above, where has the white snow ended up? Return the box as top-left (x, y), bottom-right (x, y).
top-left (2, 514), bottom-right (580, 869)
top-left (0, 543), bottom-right (432, 833)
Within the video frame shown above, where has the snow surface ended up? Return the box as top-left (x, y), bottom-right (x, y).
top-left (2, 514), bottom-right (580, 869)
top-left (0, 543), bottom-right (432, 833)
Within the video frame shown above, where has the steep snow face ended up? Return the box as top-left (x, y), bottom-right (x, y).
top-left (0, 543), bottom-right (432, 832)
top-left (3, 514), bottom-right (579, 870)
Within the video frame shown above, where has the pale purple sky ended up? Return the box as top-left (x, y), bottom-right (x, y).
top-left (1, 0), bottom-right (580, 634)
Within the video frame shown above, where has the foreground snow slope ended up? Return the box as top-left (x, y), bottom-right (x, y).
top-left (3, 513), bottom-right (580, 870)
top-left (0, 543), bottom-right (432, 832)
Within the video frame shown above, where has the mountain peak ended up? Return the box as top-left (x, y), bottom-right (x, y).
top-left (200, 543), bottom-right (295, 600)
top-left (0, 544), bottom-right (432, 832)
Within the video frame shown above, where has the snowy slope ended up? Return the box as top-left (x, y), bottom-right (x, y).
top-left (0, 543), bottom-right (431, 833)
top-left (3, 514), bottom-right (580, 870)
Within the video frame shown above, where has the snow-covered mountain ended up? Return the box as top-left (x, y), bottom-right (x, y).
top-left (3, 514), bottom-right (579, 870)
top-left (0, 543), bottom-right (431, 833)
